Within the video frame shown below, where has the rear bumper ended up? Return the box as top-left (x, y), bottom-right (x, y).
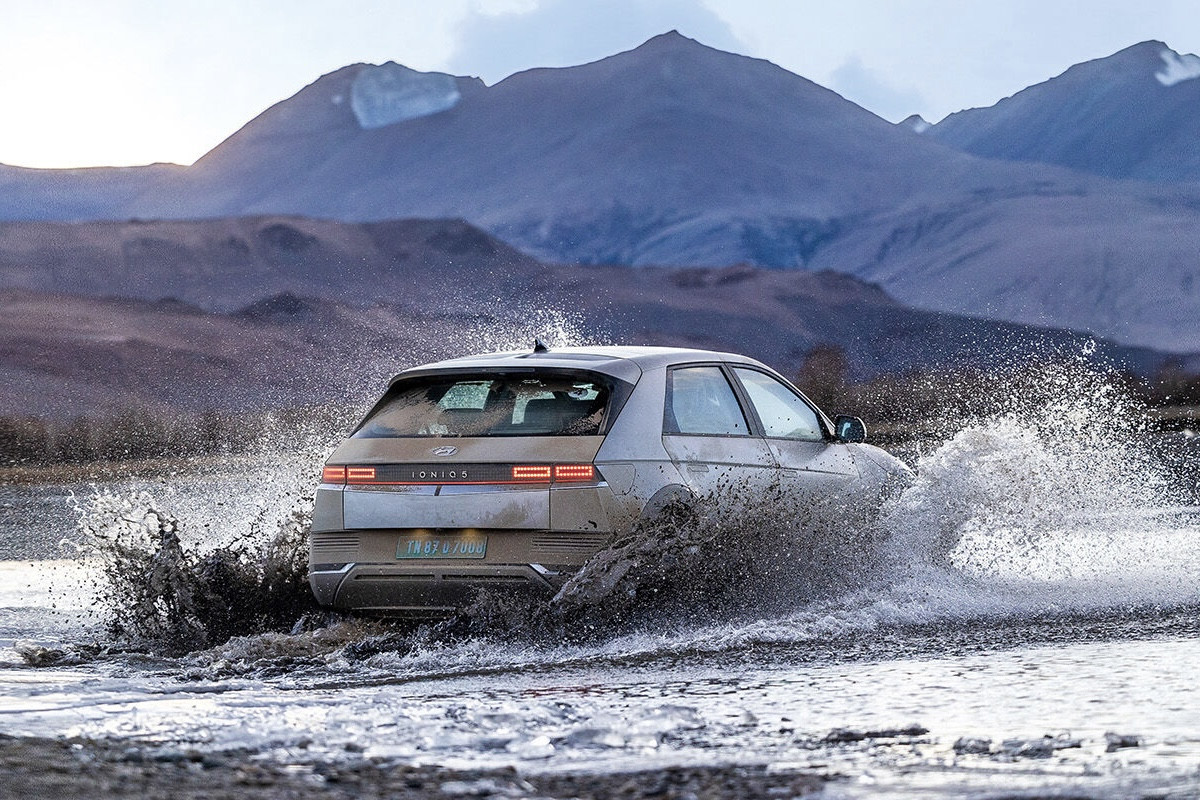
top-left (308, 561), bottom-right (564, 617)
top-left (307, 477), bottom-right (641, 615)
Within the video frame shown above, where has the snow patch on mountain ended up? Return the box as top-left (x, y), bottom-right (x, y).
top-left (1155, 48), bottom-right (1200, 86)
top-left (349, 63), bottom-right (461, 129)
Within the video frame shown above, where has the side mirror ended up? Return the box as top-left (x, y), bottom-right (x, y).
top-left (834, 415), bottom-right (866, 443)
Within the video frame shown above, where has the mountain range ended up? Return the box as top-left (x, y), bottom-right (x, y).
top-left (1, 32), bottom-right (1198, 356)
top-left (0, 216), bottom-right (536, 309)
top-left (926, 41), bottom-right (1200, 182)
top-left (2, 229), bottom-right (1174, 419)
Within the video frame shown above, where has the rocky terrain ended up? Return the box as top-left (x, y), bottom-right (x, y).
top-left (0, 736), bottom-right (826, 800)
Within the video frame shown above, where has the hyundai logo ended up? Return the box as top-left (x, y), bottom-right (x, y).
top-left (432, 445), bottom-right (458, 456)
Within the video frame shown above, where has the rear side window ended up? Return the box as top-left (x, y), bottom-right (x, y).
top-left (354, 373), bottom-right (611, 438)
top-left (664, 366), bottom-right (749, 436)
top-left (733, 367), bottom-right (825, 441)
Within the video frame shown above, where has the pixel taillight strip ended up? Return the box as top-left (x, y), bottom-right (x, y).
top-left (511, 464), bottom-right (553, 482)
top-left (320, 464), bottom-right (597, 485)
top-left (553, 464), bottom-right (595, 482)
top-left (346, 466), bottom-right (377, 482)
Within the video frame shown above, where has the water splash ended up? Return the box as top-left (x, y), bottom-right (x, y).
top-left (70, 486), bottom-right (319, 655)
top-left (886, 358), bottom-right (1183, 585)
top-left (431, 305), bottom-right (608, 360)
top-left (423, 356), bottom-right (1200, 664)
top-left (34, 350), bottom-right (1200, 671)
top-left (489, 306), bottom-right (606, 352)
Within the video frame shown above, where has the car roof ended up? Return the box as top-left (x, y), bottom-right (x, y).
top-left (392, 345), bottom-right (770, 385)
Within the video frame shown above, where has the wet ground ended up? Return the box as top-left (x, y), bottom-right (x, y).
top-left (3, 591), bottom-right (1200, 798)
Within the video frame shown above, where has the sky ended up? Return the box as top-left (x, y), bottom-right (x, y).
top-left (2, 0), bottom-right (1198, 169)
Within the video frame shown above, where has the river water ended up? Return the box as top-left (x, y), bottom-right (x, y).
top-left (1, 366), bottom-right (1199, 798)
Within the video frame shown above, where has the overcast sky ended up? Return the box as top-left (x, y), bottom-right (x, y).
top-left (2, 0), bottom-right (1198, 168)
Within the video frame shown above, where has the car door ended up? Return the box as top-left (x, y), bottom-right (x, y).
top-left (728, 367), bottom-right (859, 491)
top-left (661, 364), bottom-right (777, 499)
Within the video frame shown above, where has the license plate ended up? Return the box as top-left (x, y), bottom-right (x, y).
top-left (396, 534), bottom-right (488, 559)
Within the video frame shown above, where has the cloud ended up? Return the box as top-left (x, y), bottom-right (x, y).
top-left (828, 55), bottom-right (927, 122)
top-left (446, 0), bottom-right (744, 82)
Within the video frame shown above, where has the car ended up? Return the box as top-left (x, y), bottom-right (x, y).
top-left (308, 344), bottom-right (911, 616)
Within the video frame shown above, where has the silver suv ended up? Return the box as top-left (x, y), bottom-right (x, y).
top-left (309, 345), bottom-right (909, 615)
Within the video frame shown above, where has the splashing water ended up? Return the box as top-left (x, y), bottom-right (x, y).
top-left (8, 343), bottom-right (1200, 800)
top-left (888, 359), bottom-right (1186, 583)
top-left (403, 305), bottom-right (608, 370)
top-left (39, 351), bottom-right (1200, 672)
top-left (24, 310), bottom-right (609, 661)
top-left (423, 357), bottom-right (1199, 666)
top-left (70, 486), bottom-right (320, 655)
top-left (488, 306), bottom-right (606, 352)
top-left (435, 476), bottom-right (898, 646)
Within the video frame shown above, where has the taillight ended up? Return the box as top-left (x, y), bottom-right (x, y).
top-left (326, 464), bottom-right (597, 485)
top-left (554, 464), bottom-right (595, 482)
top-left (346, 466), bottom-right (377, 483)
top-left (512, 465), bottom-right (553, 482)
top-left (511, 464), bottom-right (595, 483)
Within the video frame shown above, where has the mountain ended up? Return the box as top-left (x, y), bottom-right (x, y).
top-left (125, 31), bottom-right (1027, 266)
top-left (897, 114), bottom-right (931, 133)
top-left (0, 34), bottom-right (1198, 354)
top-left (0, 216), bottom-right (536, 309)
top-left (928, 41), bottom-right (1200, 182)
top-left (0, 290), bottom-right (317, 417)
top-left (0, 162), bottom-right (178, 221)
top-left (806, 186), bottom-right (1200, 351)
top-left (1, 264), bottom-right (1175, 421)
top-left (0, 31), bottom-right (1053, 265)
top-left (0, 213), bottom-right (1172, 370)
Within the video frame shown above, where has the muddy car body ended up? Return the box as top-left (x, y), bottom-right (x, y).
top-left (309, 345), bottom-right (909, 615)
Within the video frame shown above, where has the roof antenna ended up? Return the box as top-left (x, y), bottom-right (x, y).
top-left (533, 337), bottom-right (550, 353)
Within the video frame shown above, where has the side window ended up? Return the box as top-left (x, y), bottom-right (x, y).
top-left (733, 368), bottom-right (825, 441)
top-left (664, 366), bottom-right (750, 436)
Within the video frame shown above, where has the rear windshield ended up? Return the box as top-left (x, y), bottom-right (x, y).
top-left (353, 372), bottom-right (613, 438)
